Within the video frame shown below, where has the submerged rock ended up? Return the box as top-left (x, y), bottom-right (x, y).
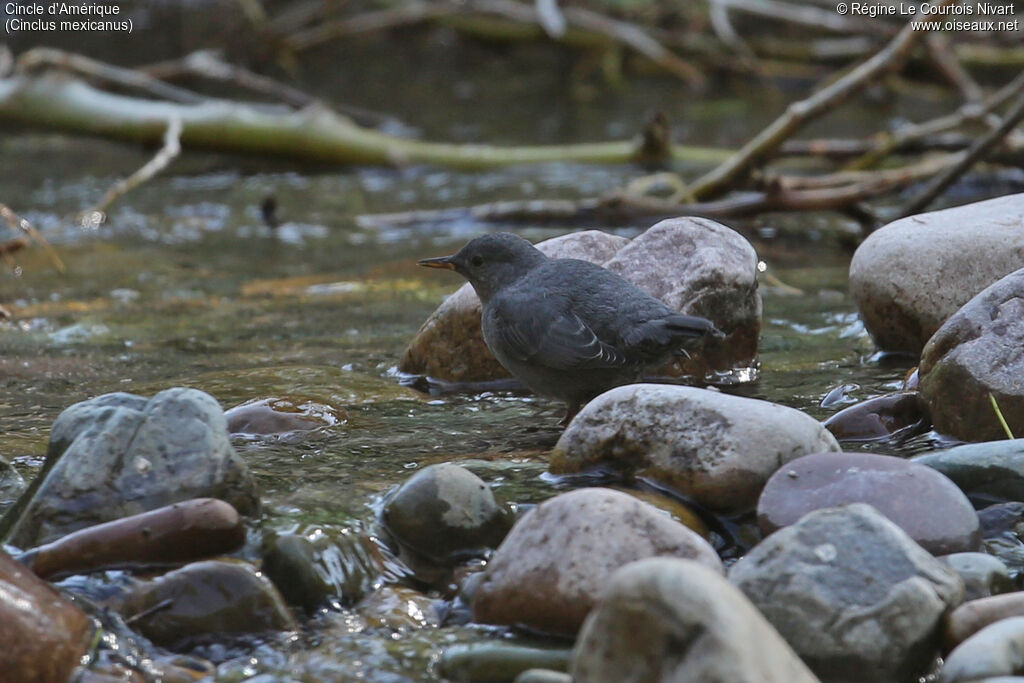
top-left (116, 559), bottom-right (296, 647)
top-left (262, 524), bottom-right (394, 611)
top-left (224, 396), bottom-right (344, 438)
top-left (0, 548), bottom-right (93, 683)
top-left (822, 392), bottom-right (930, 442)
top-left (472, 487), bottom-right (722, 636)
top-left (402, 219), bottom-right (761, 383)
top-left (3, 388), bottom-right (259, 548)
top-left (438, 642), bottom-right (571, 683)
top-left (551, 384), bottom-right (839, 514)
top-left (0, 459), bottom-right (25, 514)
top-left (850, 193), bottom-right (1024, 353)
top-left (730, 503), bottom-right (964, 683)
top-left (757, 452), bottom-right (980, 555)
top-left (572, 558), bottom-right (820, 683)
top-left (913, 440), bottom-right (1024, 502)
top-left (355, 585), bottom-right (441, 630)
top-left (381, 462), bottom-right (513, 566)
top-left (919, 267), bottom-right (1024, 441)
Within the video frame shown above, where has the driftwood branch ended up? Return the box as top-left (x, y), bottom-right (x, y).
top-left (901, 89), bottom-right (1024, 217)
top-left (0, 74), bottom-right (732, 169)
top-left (684, 0), bottom-right (956, 201)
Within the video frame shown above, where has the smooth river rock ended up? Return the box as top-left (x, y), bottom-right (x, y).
top-left (758, 451), bottom-right (980, 555)
top-left (402, 219), bottom-right (761, 382)
top-left (914, 440), bottom-right (1024, 502)
top-left (942, 616), bottom-right (1024, 682)
top-left (572, 558), bottom-right (820, 683)
top-left (822, 392), bottom-right (931, 442)
top-left (0, 547), bottom-right (94, 683)
top-left (939, 553), bottom-right (1015, 603)
top-left (919, 267), bottom-right (1024, 441)
top-left (381, 462), bottom-right (513, 565)
top-left (551, 384), bottom-right (840, 514)
top-left (944, 593), bottom-right (1024, 652)
top-left (850, 193), bottom-right (1024, 353)
top-left (731, 503), bottom-right (964, 683)
top-left (2, 388), bottom-right (259, 548)
top-left (472, 487), bottom-right (722, 636)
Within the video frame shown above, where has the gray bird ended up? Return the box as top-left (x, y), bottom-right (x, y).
top-left (419, 232), bottom-right (722, 424)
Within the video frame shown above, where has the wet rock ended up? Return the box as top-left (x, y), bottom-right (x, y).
top-left (551, 384), bottom-right (839, 514)
top-left (0, 459), bottom-right (25, 514)
top-left (117, 559), bottom-right (297, 647)
top-left (977, 503), bottom-right (1024, 576)
top-left (381, 463), bottom-right (513, 565)
top-left (939, 553), bottom-right (1015, 602)
top-left (573, 558), bottom-right (819, 683)
top-left (849, 193), bottom-right (1024, 353)
top-left (356, 585), bottom-right (441, 630)
top-left (401, 230), bottom-right (628, 382)
top-left (601, 216), bottom-right (761, 374)
top-left (944, 593), bottom-right (1024, 652)
top-left (2, 388), bottom-right (259, 548)
top-left (822, 392), bottom-right (930, 442)
top-left (0, 547), bottom-right (94, 683)
top-left (23, 498), bottom-right (245, 579)
top-left (225, 396), bottom-right (344, 437)
top-left (619, 487), bottom-right (710, 538)
top-left (472, 487), bottom-right (722, 636)
top-left (262, 524), bottom-right (393, 611)
top-left (941, 616), bottom-right (1024, 682)
top-left (758, 452), bottom-right (980, 555)
top-left (730, 503), bottom-right (964, 683)
top-left (920, 267), bottom-right (1024, 441)
top-left (914, 440), bottom-right (1024, 502)
top-left (438, 642), bottom-right (571, 683)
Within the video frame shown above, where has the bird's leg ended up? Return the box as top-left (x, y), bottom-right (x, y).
top-left (559, 400), bottom-right (581, 427)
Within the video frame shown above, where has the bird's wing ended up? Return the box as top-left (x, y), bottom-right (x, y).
top-left (487, 302), bottom-right (628, 370)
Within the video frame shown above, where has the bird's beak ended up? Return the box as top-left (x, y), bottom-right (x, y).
top-left (417, 255), bottom-right (457, 271)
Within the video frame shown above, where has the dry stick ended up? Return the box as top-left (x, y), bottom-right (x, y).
top-left (714, 0), bottom-right (897, 37)
top-left (0, 204), bottom-right (65, 273)
top-left (845, 68), bottom-right (1024, 170)
top-left (925, 33), bottom-right (982, 103)
top-left (16, 47), bottom-right (206, 105)
top-left (285, 2), bottom-right (456, 50)
top-left (900, 89), bottom-right (1024, 217)
top-left (684, 0), bottom-right (955, 201)
top-left (140, 50), bottom-right (395, 128)
top-left (86, 118), bottom-right (183, 225)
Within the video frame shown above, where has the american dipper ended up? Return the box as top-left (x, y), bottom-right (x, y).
top-left (419, 232), bottom-right (722, 424)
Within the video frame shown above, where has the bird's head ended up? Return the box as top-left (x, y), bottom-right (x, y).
top-left (418, 232), bottom-right (548, 303)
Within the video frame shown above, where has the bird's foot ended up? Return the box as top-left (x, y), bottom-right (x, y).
top-left (559, 402), bottom-right (581, 428)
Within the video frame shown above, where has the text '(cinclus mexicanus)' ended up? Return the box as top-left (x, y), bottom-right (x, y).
top-left (419, 232), bottom-right (723, 425)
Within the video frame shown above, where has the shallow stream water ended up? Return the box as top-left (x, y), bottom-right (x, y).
top-left (0, 34), bottom-right (1011, 680)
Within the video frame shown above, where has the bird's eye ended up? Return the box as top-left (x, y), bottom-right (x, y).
top-left (470, 255), bottom-right (484, 267)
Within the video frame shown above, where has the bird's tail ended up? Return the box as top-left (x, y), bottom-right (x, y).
top-left (666, 313), bottom-right (725, 339)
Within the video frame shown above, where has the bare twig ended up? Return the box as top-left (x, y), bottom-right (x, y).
top-left (285, 2), bottom-right (456, 50)
top-left (715, 0), bottom-right (897, 37)
top-left (685, 0), bottom-right (955, 201)
top-left (16, 47), bottom-right (207, 105)
top-left (925, 34), bottom-right (982, 103)
top-left (900, 89), bottom-right (1024, 217)
top-left (0, 204), bottom-right (65, 273)
top-left (535, 0), bottom-right (567, 38)
top-left (86, 117), bottom-right (183, 225)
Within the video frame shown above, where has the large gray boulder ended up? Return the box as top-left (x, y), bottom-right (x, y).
top-left (919, 267), bottom-right (1024, 441)
top-left (551, 384), bottom-right (840, 514)
top-left (730, 503), bottom-right (964, 683)
top-left (472, 488), bottom-right (722, 636)
top-left (572, 558), bottom-right (820, 683)
top-left (3, 389), bottom-right (259, 548)
top-left (402, 219), bottom-right (760, 382)
top-left (850, 193), bottom-right (1024, 353)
